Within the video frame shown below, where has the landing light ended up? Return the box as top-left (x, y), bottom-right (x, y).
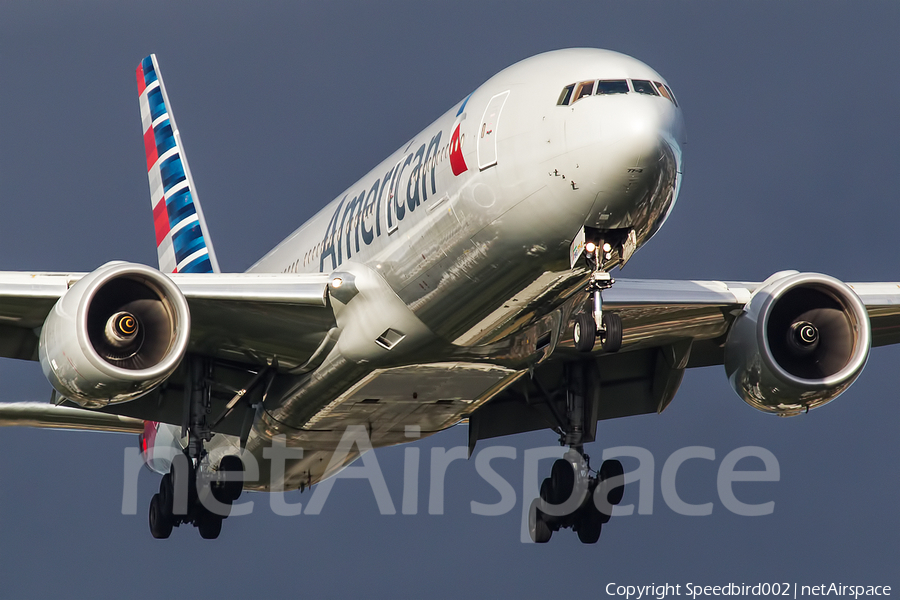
top-left (585, 242), bottom-right (596, 254)
top-left (331, 277), bottom-right (343, 289)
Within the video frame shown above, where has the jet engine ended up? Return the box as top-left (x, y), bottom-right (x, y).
top-left (724, 271), bottom-right (870, 416)
top-left (39, 262), bottom-right (190, 408)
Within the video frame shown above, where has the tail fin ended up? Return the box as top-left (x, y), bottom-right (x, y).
top-left (136, 55), bottom-right (219, 274)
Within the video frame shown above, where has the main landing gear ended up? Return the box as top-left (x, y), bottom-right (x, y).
top-left (528, 361), bottom-right (625, 544)
top-left (149, 357), bottom-right (248, 540)
top-left (529, 450), bottom-right (624, 544)
top-left (149, 454), bottom-right (244, 539)
top-left (573, 241), bottom-right (622, 353)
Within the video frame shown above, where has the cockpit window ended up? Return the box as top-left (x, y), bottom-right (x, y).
top-left (653, 82), bottom-right (678, 106)
top-left (631, 80), bottom-right (659, 96)
top-left (573, 81), bottom-right (595, 101)
top-left (663, 83), bottom-right (679, 107)
top-left (557, 78), bottom-right (678, 106)
top-left (595, 80), bottom-right (629, 95)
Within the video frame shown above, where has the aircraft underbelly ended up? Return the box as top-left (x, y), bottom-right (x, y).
top-left (243, 362), bottom-right (521, 491)
top-left (302, 362), bottom-right (519, 432)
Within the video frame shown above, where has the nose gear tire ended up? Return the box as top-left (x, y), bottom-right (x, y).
top-left (600, 312), bottom-right (622, 353)
top-left (574, 313), bottom-right (597, 352)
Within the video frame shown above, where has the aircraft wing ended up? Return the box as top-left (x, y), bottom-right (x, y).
top-left (458, 274), bottom-right (900, 357)
top-left (0, 402), bottom-right (144, 434)
top-left (848, 282), bottom-right (900, 347)
top-left (1, 266), bottom-right (897, 441)
top-left (466, 275), bottom-right (900, 447)
top-left (600, 278), bottom-right (900, 359)
top-left (0, 270), bottom-right (335, 370)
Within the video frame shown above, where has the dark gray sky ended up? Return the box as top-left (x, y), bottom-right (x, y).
top-left (1, 2), bottom-right (898, 598)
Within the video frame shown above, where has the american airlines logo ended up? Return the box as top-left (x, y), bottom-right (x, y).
top-left (318, 94), bottom-right (473, 272)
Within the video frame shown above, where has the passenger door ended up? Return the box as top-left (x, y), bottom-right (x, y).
top-left (477, 91), bottom-right (510, 170)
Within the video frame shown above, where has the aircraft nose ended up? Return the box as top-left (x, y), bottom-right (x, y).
top-left (613, 99), bottom-right (673, 156)
top-left (565, 95), bottom-right (682, 166)
top-left (549, 94), bottom-right (684, 238)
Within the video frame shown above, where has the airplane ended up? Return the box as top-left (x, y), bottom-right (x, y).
top-left (0, 48), bottom-right (897, 543)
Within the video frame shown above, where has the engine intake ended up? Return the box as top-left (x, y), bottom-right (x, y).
top-left (724, 272), bottom-right (870, 416)
top-left (39, 262), bottom-right (190, 408)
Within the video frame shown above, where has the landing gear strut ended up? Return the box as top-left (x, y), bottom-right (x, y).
top-left (148, 356), bottom-right (248, 540)
top-left (528, 361), bottom-right (625, 544)
top-left (573, 241), bottom-right (622, 353)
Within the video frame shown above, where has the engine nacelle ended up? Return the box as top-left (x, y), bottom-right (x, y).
top-left (724, 271), bottom-right (870, 416)
top-left (39, 262), bottom-right (190, 408)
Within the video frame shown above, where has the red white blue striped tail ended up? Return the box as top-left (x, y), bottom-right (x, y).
top-left (137, 55), bottom-right (219, 274)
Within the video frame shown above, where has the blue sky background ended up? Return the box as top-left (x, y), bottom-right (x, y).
top-left (0, 2), bottom-right (898, 598)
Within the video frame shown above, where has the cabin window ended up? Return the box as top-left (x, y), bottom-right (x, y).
top-left (632, 80), bottom-right (659, 96)
top-left (595, 80), bottom-right (629, 95)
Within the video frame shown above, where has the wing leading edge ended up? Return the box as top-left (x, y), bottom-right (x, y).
top-left (0, 270), bottom-right (892, 367)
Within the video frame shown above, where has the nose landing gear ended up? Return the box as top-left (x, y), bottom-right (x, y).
top-left (573, 242), bottom-right (622, 353)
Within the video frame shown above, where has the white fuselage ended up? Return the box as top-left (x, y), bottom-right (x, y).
top-left (250, 48), bottom-right (684, 342)
top-left (155, 48), bottom-right (686, 491)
